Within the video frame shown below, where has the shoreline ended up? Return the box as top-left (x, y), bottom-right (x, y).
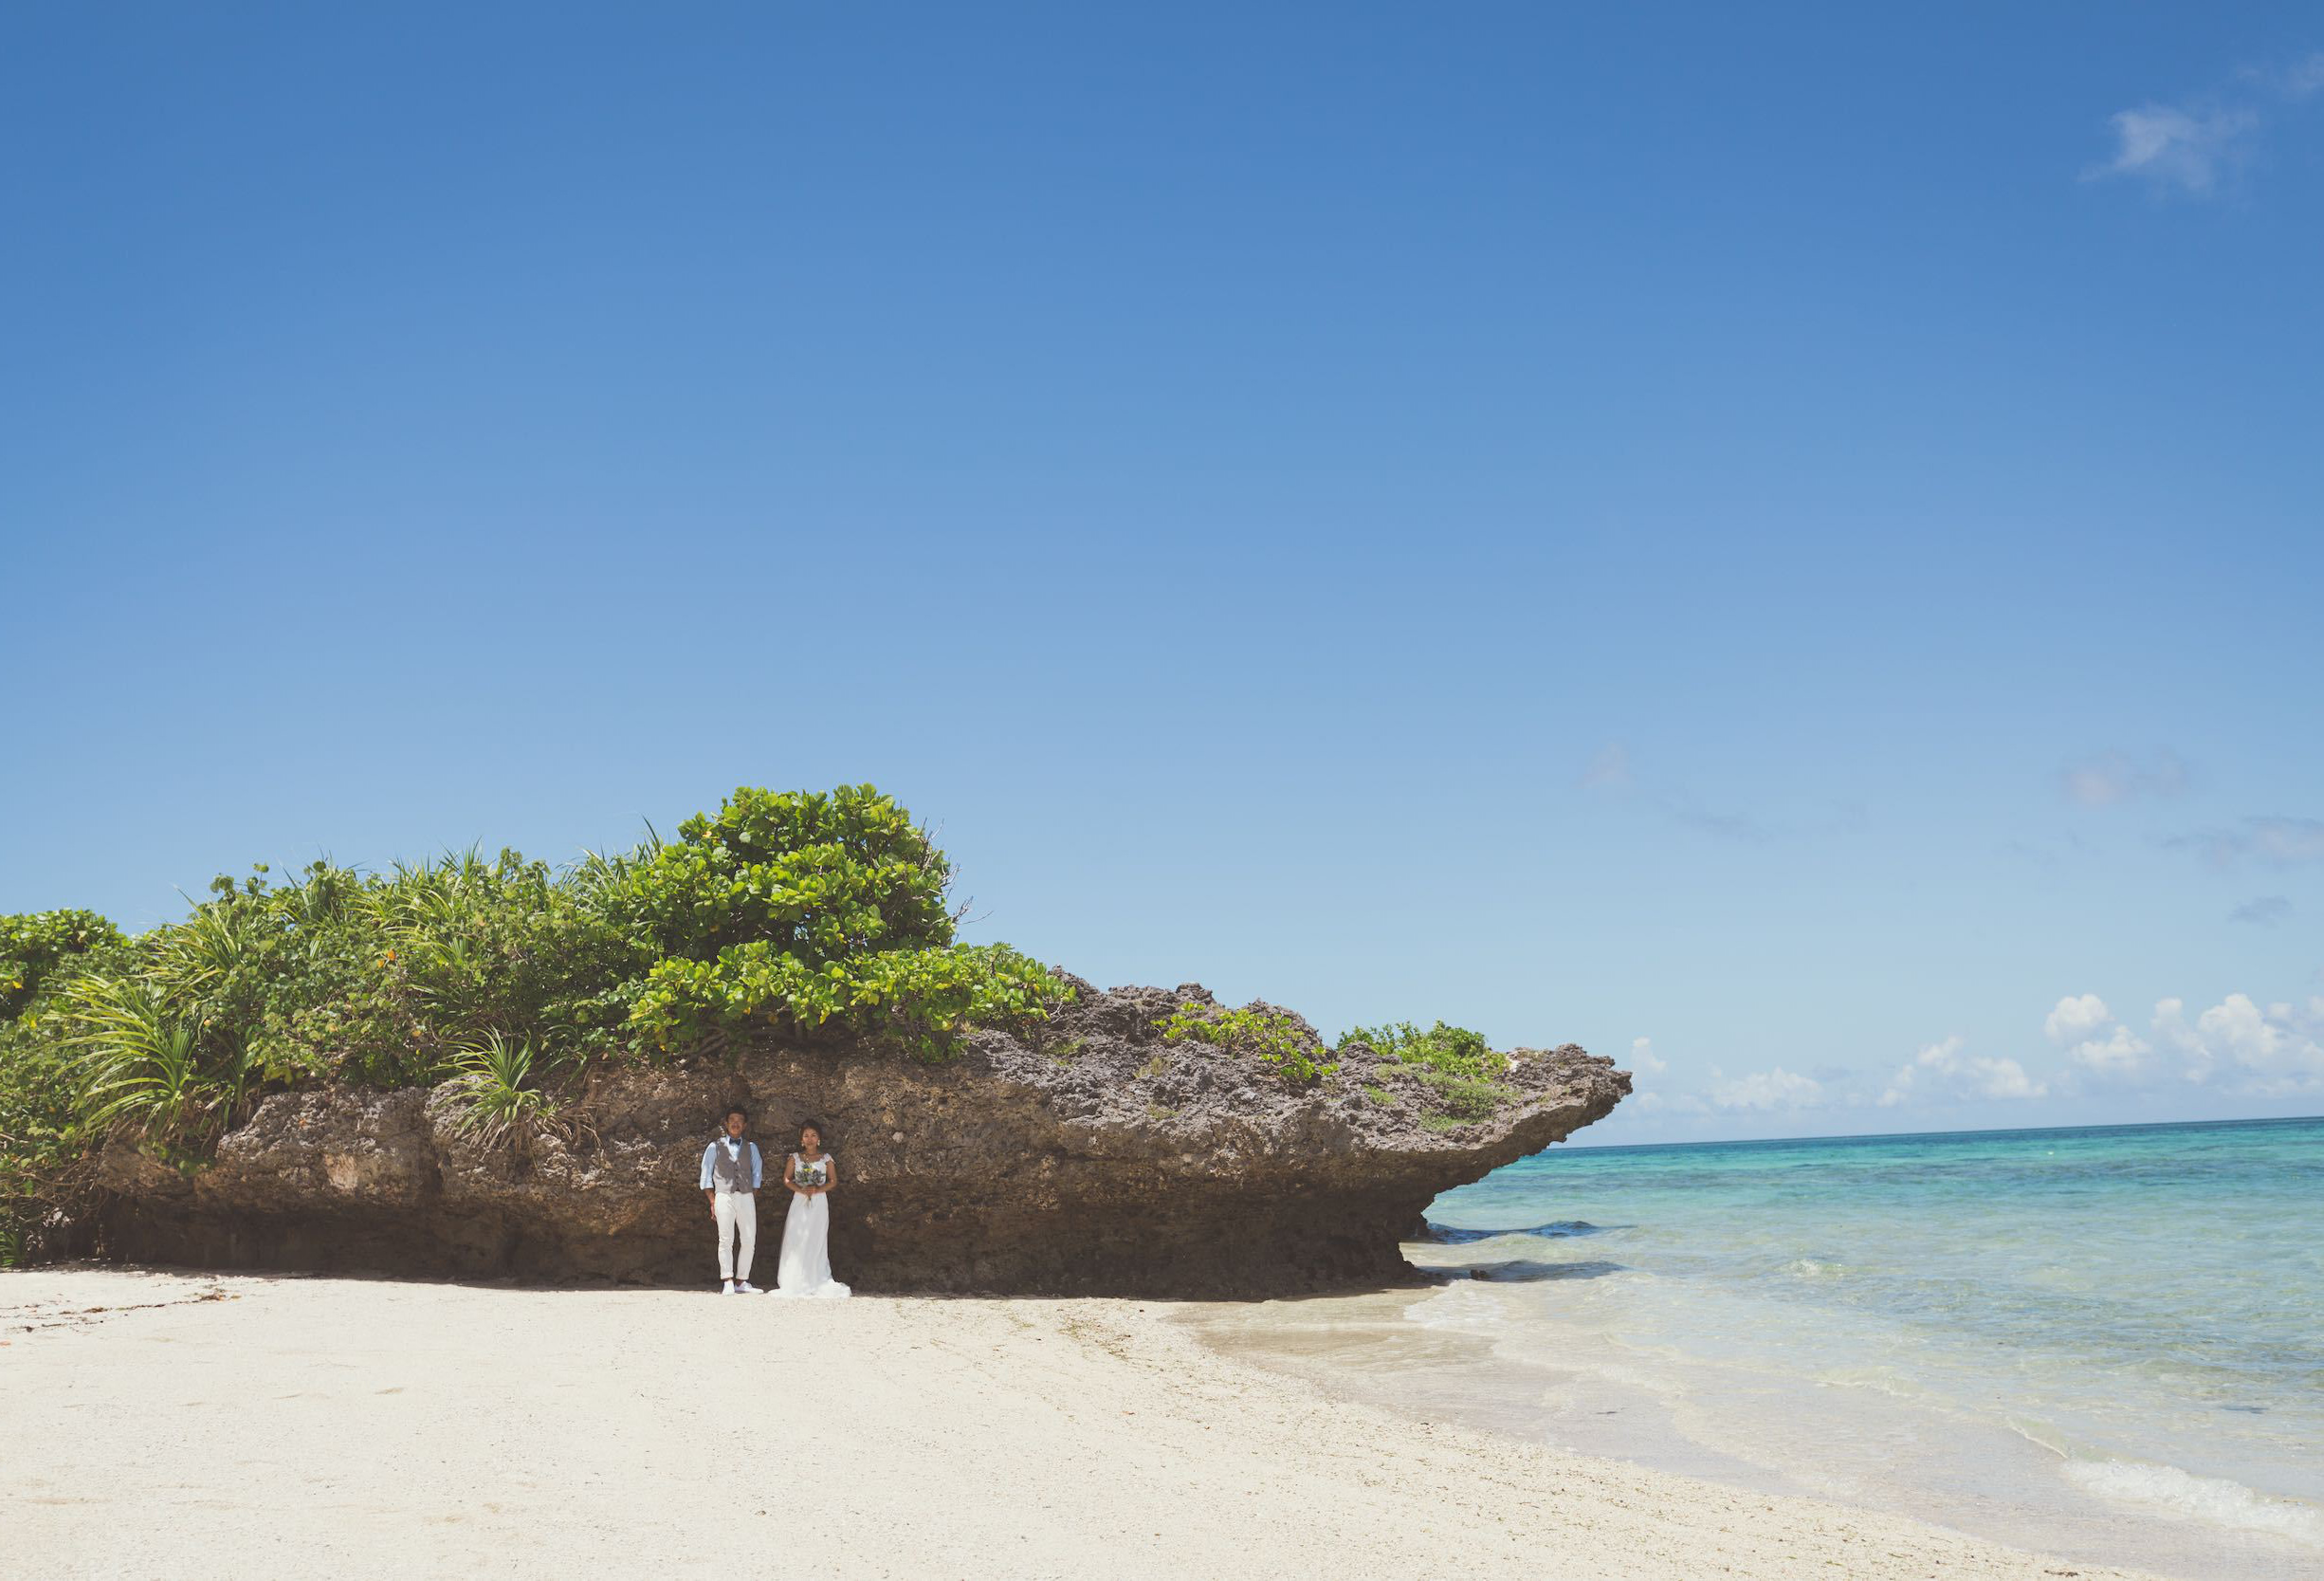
top-left (1, 1265), bottom-right (2163, 1581)
top-left (1181, 1259), bottom-right (2320, 1581)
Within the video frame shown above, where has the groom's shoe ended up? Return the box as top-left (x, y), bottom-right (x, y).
top-left (736, 1280), bottom-right (761, 1294)
top-left (722, 1279), bottom-right (737, 1296)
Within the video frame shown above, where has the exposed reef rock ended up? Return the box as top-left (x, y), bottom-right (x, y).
top-left (90, 983), bottom-right (1628, 1296)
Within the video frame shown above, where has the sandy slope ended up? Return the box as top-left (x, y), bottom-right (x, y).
top-left (1, 1268), bottom-right (2157, 1581)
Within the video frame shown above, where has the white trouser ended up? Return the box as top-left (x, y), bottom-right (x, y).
top-left (713, 1189), bottom-right (758, 1280)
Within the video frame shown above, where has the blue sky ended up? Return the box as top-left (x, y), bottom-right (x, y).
top-left (4, 4), bottom-right (2320, 1142)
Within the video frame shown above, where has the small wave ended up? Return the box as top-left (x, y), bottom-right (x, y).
top-left (1782, 1257), bottom-right (1846, 1278)
top-left (1406, 1280), bottom-right (1516, 1333)
top-left (2003, 1414), bottom-right (2073, 1460)
top-left (2063, 1458), bottom-right (2324, 1548)
top-left (1814, 1365), bottom-right (1944, 1405)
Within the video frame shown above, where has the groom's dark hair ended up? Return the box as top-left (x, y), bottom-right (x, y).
top-left (723, 1105), bottom-right (748, 1123)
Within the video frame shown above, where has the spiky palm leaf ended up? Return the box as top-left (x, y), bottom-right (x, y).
top-left (447, 1030), bottom-right (564, 1149)
top-left (64, 979), bottom-right (220, 1140)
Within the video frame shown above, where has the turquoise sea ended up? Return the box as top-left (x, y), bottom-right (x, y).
top-left (1422, 1117), bottom-right (2324, 1578)
top-left (1200, 1116), bottom-right (2322, 1580)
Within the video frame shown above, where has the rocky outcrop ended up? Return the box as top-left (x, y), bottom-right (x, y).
top-left (91, 983), bottom-right (1627, 1296)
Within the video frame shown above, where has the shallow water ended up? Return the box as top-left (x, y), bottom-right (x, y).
top-left (1199, 1116), bottom-right (2324, 1581)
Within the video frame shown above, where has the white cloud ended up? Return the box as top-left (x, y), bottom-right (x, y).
top-left (2170, 817), bottom-right (2324, 869)
top-left (1709, 1066), bottom-right (1824, 1112)
top-left (2266, 52), bottom-right (2324, 97)
top-left (2069, 1023), bottom-right (2155, 1077)
top-left (2091, 105), bottom-right (2255, 194)
top-left (2042, 993), bottom-right (2155, 1080)
top-left (2095, 51), bottom-right (2324, 198)
top-left (1976, 1058), bottom-right (2048, 1099)
top-left (2060, 749), bottom-right (2188, 806)
top-left (2044, 993), bottom-right (2114, 1044)
top-left (2152, 994), bottom-right (2324, 1094)
top-left (2242, 820), bottom-right (2324, 863)
top-left (1880, 1035), bottom-right (2048, 1107)
top-left (1626, 1050), bottom-right (1820, 1117)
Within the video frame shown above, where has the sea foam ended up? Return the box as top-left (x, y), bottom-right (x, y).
top-left (2063, 1458), bottom-right (2324, 1547)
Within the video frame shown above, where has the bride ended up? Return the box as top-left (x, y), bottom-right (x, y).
top-left (773, 1120), bottom-right (851, 1299)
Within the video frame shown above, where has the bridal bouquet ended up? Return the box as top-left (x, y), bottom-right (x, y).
top-left (796, 1160), bottom-right (827, 1190)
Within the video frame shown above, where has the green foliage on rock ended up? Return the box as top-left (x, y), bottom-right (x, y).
top-left (3, 911), bottom-right (139, 1261)
top-left (2, 910), bottom-right (127, 1020)
top-left (445, 1031), bottom-right (569, 1149)
top-left (1411, 1069), bottom-right (1518, 1122)
top-left (1158, 1003), bottom-right (1337, 1084)
top-left (620, 786), bottom-right (1071, 1060)
top-left (0, 1017), bottom-right (86, 1265)
top-left (1339, 1020), bottom-right (1499, 1079)
top-left (0, 784), bottom-right (1073, 1259)
top-left (1341, 1020), bottom-right (1513, 1124)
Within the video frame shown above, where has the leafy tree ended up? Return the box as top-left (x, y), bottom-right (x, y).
top-left (622, 785), bottom-right (1071, 1059)
top-left (2, 910), bottom-right (126, 1020)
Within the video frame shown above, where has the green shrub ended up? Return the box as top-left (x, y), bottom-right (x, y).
top-left (2, 914), bottom-right (139, 1262)
top-left (0, 1016), bottom-right (88, 1265)
top-left (2, 910), bottom-right (126, 1020)
top-left (64, 977), bottom-right (245, 1143)
top-left (0, 784), bottom-right (1073, 1257)
top-left (1414, 1067), bottom-right (1518, 1120)
top-left (1342, 1020), bottom-right (1517, 1124)
top-left (1340, 1020), bottom-right (1501, 1080)
top-left (1157, 1003), bottom-right (1336, 1084)
top-left (620, 787), bottom-right (1071, 1060)
top-left (17, 787), bottom-right (1063, 1091)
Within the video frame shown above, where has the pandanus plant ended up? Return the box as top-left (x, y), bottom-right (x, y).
top-left (64, 977), bottom-right (255, 1144)
top-left (446, 1029), bottom-right (571, 1149)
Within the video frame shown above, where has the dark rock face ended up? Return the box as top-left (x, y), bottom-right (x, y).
top-left (92, 983), bottom-right (1629, 1296)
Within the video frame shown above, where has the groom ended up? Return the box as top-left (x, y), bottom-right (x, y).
top-left (699, 1105), bottom-right (763, 1295)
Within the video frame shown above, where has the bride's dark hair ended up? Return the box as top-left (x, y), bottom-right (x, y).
top-left (796, 1119), bottom-right (828, 1145)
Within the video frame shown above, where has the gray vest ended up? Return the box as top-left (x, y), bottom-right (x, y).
top-left (711, 1138), bottom-right (755, 1194)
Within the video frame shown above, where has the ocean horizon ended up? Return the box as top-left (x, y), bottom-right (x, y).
top-left (1562, 1112), bottom-right (2324, 1150)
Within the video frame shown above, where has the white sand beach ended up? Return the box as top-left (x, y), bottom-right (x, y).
top-left (0, 1267), bottom-right (2161, 1581)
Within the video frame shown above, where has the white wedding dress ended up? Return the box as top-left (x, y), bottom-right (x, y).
top-left (774, 1152), bottom-right (851, 1299)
